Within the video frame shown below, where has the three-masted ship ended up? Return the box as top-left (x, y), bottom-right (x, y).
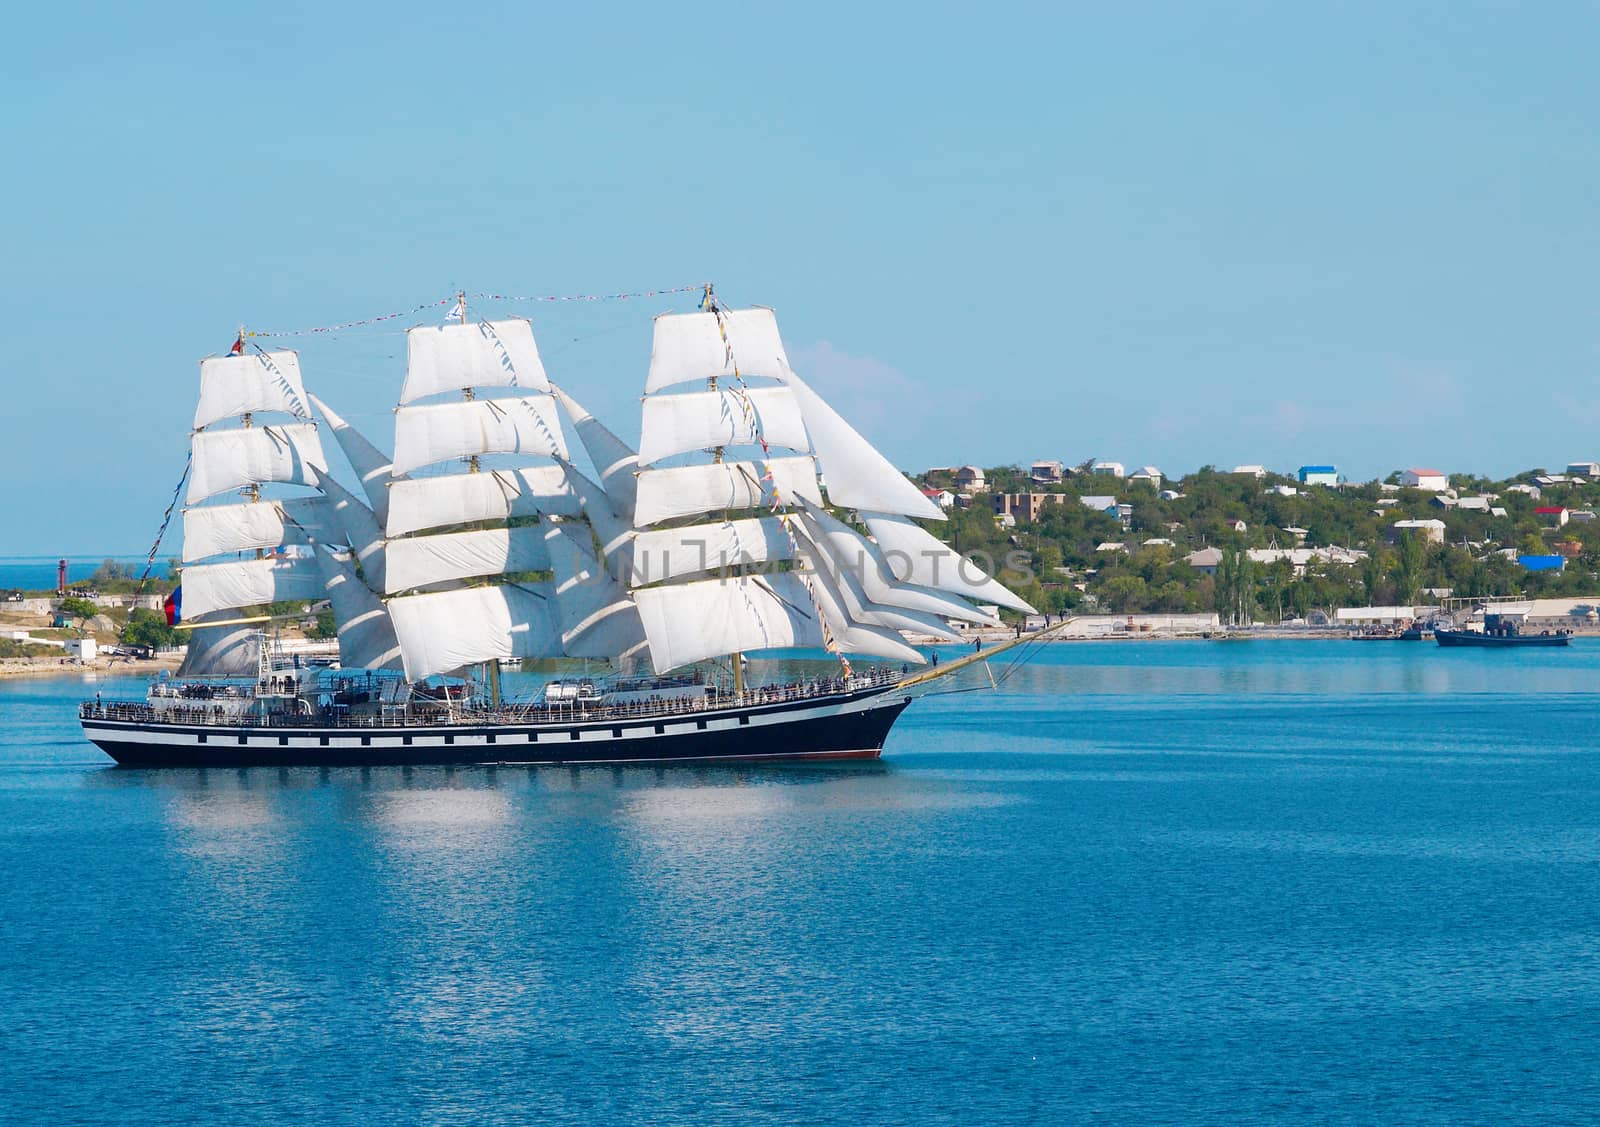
top-left (80, 291), bottom-right (1043, 767)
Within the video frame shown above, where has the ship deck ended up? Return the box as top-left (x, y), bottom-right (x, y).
top-left (80, 664), bottom-right (911, 730)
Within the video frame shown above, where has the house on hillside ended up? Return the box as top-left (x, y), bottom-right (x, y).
top-left (1519, 554), bottom-right (1566, 572)
top-left (952, 465), bottom-right (986, 492)
top-left (992, 493), bottom-right (1067, 523)
top-left (1400, 468), bottom-right (1448, 491)
top-left (1231, 465), bottom-right (1268, 478)
top-left (1079, 495), bottom-right (1119, 515)
top-left (1185, 547), bottom-right (1224, 574)
top-left (1266, 484), bottom-right (1298, 497)
top-left (921, 488), bottom-right (956, 510)
top-left (1029, 459), bottom-right (1065, 483)
top-left (1389, 518), bottom-right (1446, 545)
top-left (1128, 465), bottom-right (1163, 487)
top-left (1536, 506), bottom-right (1570, 527)
top-left (1091, 461), bottom-right (1125, 478)
top-left (1297, 465), bottom-right (1338, 486)
top-left (1567, 461), bottom-right (1600, 478)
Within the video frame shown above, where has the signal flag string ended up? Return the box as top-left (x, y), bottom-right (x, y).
top-left (127, 450), bottom-right (193, 630)
top-left (245, 284), bottom-right (704, 339)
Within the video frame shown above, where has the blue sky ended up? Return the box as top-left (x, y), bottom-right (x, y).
top-left (1, 1), bottom-right (1595, 553)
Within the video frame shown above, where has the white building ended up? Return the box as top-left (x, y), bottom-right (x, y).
top-left (952, 465), bottom-right (987, 492)
top-left (1231, 465), bottom-right (1268, 478)
top-left (1390, 518), bottom-right (1447, 544)
top-left (1335, 606), bottom-right (1425, 625)
top-left (1091, 461), bottom-right (1125, 478)
top-left (1184, 547), bottom-right (1223, 574)
top-left (1029, 460), bottom-right (1065, 483)
top-left (1128, 465), bottom-right (1163, 487)
top-left (65, 638), bottom-right (97, 663)
top-left (1567, 461), bottom-right (1600, 478)
top-left (1400, 467), bottom-right (1448, 491)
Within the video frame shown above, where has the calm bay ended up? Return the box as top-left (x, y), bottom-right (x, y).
top-left (3, 640), bottom-right (1598, 1124)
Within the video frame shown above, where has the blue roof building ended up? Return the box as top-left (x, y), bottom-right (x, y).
top-left (1518, 554), bottom-right (1566, 572)
top-left (1298, 465), bottom-right (1339, 486)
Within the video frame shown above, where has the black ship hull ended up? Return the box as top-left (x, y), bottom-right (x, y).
top-left (1434, 629), bottom-right (1570, 648)
top-left (82, 684), bottom-right (912, 768)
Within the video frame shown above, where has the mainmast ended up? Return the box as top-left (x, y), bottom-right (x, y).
top-left (381, 300), bottom-right (579, 687)
top-left (700, 284), bottom-right (746, 699)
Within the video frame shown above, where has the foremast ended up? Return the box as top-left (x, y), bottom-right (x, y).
top-left (177, 328), bottom-right (333, 677)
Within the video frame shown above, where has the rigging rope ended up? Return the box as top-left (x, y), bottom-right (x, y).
top-left (245, 284), bottom-right (703, 338)
top-left (128, 450), bottom-right (193, 624)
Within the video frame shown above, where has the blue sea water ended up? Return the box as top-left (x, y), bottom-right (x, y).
top-left (3, 640), bottom-right (1600, 1124)
top-left (0, 556), bottom-right (154, 592)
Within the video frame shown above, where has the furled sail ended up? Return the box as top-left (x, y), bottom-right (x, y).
top-left (645, 308), bottom-right (791, 394)
top-left (632, 457), bottom-right (822, 527)
top-left (309, 394), bottom-right (399, 523)
top-left (180, 555), bottom-right (326, 620)
top-left (780, 373), bottom-right (943, 520)
top-left (637, 386), bottom-right (810, 466)
top-left (400, 319), bottom-right (550, 404)
top-left (390, 395), bottom-right (568, 475)
top-left (187, 423), bottom-right (327, 505)
top-left (385, 525), bottom-right (552, 594)
top-left (386, 583), bottom-right (561, 681)
top-left (316, 548), bottom-right (403, 672)
top-left (633, 574), bottom-right (825, 674)
top-left (181, 496), bottom-right (336, 563)
top-left (551, 386), bottom-right (639, 521)
top-left (862, 513), bottom-right (1035, 613)
top-left (194, 349), bottom-right (312, 430)
top-left (386, 466), bottom-right (580, 537)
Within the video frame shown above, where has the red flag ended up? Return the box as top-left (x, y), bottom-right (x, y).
top-left (229, 334), bottom-right (244, 356)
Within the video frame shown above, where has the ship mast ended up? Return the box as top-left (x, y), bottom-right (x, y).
top-left (454, 289), bottom-right (502, 711)
top-left (700, 283), bottom-right (746, 699)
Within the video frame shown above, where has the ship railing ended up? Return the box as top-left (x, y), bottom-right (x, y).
top-left (79, 665), bottom-right (905, 729)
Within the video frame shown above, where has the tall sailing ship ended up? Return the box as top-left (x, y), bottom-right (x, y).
top-left (81, 290), bottom-right (1046, 767)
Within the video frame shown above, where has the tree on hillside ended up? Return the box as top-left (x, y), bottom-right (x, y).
top-left (123, 608), bottom-right (179, 649)
top-left (58, 597), bottom-right (98, 628)
top-left (1214, 549), bottom-right (1257, 626)
top-left (1393, 533), bottom-right (1427, 605)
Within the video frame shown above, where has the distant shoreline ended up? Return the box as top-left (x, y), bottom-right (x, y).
top-left (0, 654), bottom-right (183, 682)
